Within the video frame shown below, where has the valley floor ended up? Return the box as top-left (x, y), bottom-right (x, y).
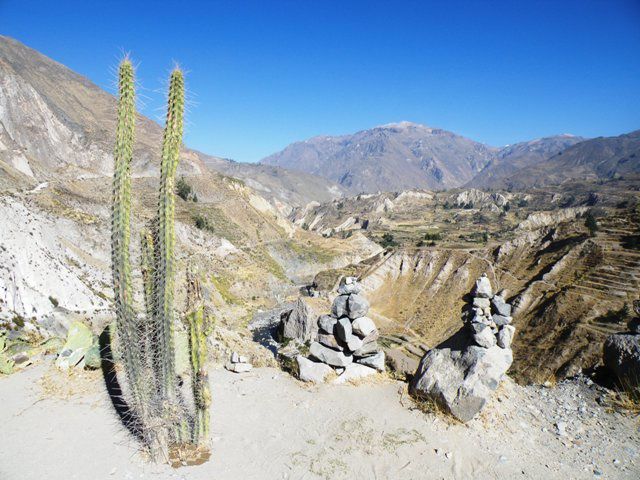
top-left (0, 363), bottom-right (638, 480)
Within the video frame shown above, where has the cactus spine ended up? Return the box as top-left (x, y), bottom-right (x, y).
top-left (110, 60), bottom-right (210, 462)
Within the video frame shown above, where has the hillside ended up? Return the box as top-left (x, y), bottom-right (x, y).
top-left (467, 135), bottom-right (585, 189)
top-left (0, 35), bottom-right (340, 211)
top-left (0, 36), bottom-right (381, 336)
top-left (498, 130), bottom-right (640, 190)
top-left (261, 121), bottom-right (498, 193)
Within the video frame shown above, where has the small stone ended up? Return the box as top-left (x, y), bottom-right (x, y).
top-left (356, 351), bottom-right (385, 371)
top-left (337, 276), bottom-right (361, 295)
top-left (475, 274), bottom-right (493, 298)
top-left (12, 352), bottom-right (29, 365)
top-left (347, 294), bottom-right (370, 319)
top-left (497, 325), bottom-right (515, 349)
top-left (492, 314), bottom-right (512, 326)
top-left (332, 295), bottom-right (349, 318)
top-left (555, 421), bottom-right (567, 436)
top-left (335, 317), bottom-right (353, 342)
top-left (297, 356), bottom-right (333, 383)
top-left (231, 352), bottom-right (240, 363)
top-left (317, 333), bottom-right (343, 351)
top-left (352, 316), bottom-right (377, 337)
top-left (317, 315), bottom-right (337, 334)
top-left (225, 362), bottom-right (253, 373)
top-left (471, 323), bottom-right (497, 348)
top-left (361, 329), bottom-right (380, 344)
top-left (473, 297), bottom-right (490, 309)
top-left (345, 335), bottom-right (363, 352)
top-left (491, 295), bottom-right (512, 317)
top-left (331, 363), bottom-right (377, 384)
top-left (309, 342), bottom-right (353, 367)
top-left (352, 341), bottom-right (380, 358)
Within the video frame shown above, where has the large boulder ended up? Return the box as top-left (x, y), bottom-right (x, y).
top-left (279, 298), bottom-right (318, 343)
top-left (411, 345), bottom-right (513, 422)
top-left (297, 356), bottom-right (334, 383)
top-left (309, 342), bottom-right (353, 367)
top-left (603, 333), bottom-right (640, 389)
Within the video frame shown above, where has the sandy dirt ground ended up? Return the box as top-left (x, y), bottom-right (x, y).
top-left (0, 364), bottom-right (638, 480)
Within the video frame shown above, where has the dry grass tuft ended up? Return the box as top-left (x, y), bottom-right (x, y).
top-left (607, 379), bottom-right (640, 417)
top-left (39, 365), bottom-right (102, 399)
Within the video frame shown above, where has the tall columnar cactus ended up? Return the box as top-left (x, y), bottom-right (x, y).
top-left (154, 68), bottom-right (184, 403)
top-left (110, 60), bottom-right (210, 462)
top-left (111, 58), bottom-right (146, 412)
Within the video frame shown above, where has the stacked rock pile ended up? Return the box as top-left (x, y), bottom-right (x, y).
top-left (297, 277), bottom-right (385, 383)
top-left (225, 351), bottom-right (253, 373)
top-left (410, 274), bottom-right (516, 422)
top-left (465, 273), bottom-right (515, 350)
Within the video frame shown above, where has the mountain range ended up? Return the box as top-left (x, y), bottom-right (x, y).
top-left (1, 35), bottom-right (638, 203)
top-left (262, 122), bottom-right (637, 193)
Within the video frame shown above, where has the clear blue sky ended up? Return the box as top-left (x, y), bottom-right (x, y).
top-left (2, 0), bottom-right (640, 162)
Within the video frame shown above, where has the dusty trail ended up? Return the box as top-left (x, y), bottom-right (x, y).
top-left (0, 364), bottom-right (638, 480)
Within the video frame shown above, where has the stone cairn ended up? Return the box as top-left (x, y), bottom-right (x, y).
top-left (410, 273), bottom-right (515, 422)
top-left (465, 273), bottom-right (515, 350)
top-left (297, 276), bottom-right (385, 384)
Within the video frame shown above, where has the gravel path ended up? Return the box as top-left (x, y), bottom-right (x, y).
top-left (0, 364), bottom-right (638, 480)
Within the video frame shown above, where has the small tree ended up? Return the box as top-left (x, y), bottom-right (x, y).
top-left (585, 211), bottom-right (599, 237)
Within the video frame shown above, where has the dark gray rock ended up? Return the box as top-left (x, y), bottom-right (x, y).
top-left (347, 294), bottom-right (370, 319)
top-left (332, 295), bottom-right (349, 318)
top-left (603, 333), bottom-right (640, 389)
top-left (279, 298), bottom-right (318, 343)
top-left (411, 345), bottom-right (513, 422)
top-left (335, 317), bottom-right (353, 342)
top-left (309, 342), bottom-right (353, 367)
